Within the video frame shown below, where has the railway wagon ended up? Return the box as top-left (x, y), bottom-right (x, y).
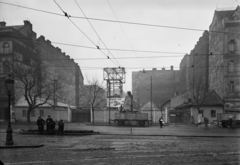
top-left (217, 113), bottom-right (240, 128)
top-left (113, 112), bottom-right (150, 126)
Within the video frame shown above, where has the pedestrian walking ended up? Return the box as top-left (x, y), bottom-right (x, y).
top-left (46, 115), bottom-right (53, 133)
top-left (58, 119), bottom-right (64, 135)
top-left (159, 117), bottom-right (163, 128)
top-left (204, 117), bottom-right (209, 130)
top-left (36, 117), bottom-right (45, 134)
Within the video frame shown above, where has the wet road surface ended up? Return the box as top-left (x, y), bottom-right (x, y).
top-left (1, 133), bottom-right (240, 165)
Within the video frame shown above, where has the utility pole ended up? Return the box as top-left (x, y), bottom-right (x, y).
top-left (150, 76), bottom-right (153, 125)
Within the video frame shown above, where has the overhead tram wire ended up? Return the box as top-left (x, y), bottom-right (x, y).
top-left (0, 34), bottom-right (233, 57)
top-left (74, 0), bottom-right (121, 67)
top-left (45, 38), bottom-right (236, 70)
top-left (0, 34), bottom-right (190, 55)
top-left (1, 1), bottom-right (240, 36)
top-left (53, 0), bottom-right (120, 67)
top-left (107, 0), bottom-right (144, 69)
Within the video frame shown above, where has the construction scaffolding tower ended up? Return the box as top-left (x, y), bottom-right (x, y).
top-left (103, 67), bottom-right (126, 124)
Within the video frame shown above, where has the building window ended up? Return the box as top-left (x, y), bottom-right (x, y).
top-left (31, 110), bottom-right (35, 117)
top-left (228, 40), bottom-right (236, 54)
top-left (2, 42), bottom-right (11, 54)
top-left (228, 61), bottom-right (235, 72)
top-left (39, 110), bottom-right (44, 117)
top-left (211, 110), bottom-right (216, 118)
top-left (22, 110), bottom-right (27, 117)
top-left (229, 81), bottom-right (235, 92)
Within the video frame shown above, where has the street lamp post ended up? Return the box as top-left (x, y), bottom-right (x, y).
top-left (5, 73), bottom-right (15, 145)
top-left (150, 76), bottom-right (152, 125)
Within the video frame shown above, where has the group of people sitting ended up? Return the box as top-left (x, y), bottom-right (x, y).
top-left (36, 115), bottom-right (64, 135)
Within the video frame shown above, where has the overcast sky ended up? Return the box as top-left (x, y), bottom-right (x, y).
top-left (0, 0), bottom-right (239, 92)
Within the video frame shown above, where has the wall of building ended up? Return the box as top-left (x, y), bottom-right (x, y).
top-left (188, 31), bottom-right (209, 91)
top-left (178, 54), bottom-right (189, 93)
top-left (37, 36), bottom-right (84, 107)
top-left (14, 106), bottom-right (68, 122)
top-left (190, 106), bottom-right (223, 123)
top-left (0, 21), bottom-right (38, 121)
top-left (209, 11), bottom-right (229, 99)
top-left (209, 7), bottom-right (240, 110)
top-left (132, 67), bottom-right (179, 109)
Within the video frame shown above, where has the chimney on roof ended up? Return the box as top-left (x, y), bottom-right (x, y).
top-left (56, 47), bottom-right (61, 52)
top-left (0, 22), bottom-right (6, 27)
top-left (39, 35), bottom-right (45, 41)
top-left (46, 40), bottom-right (51, 44)
top-left (24, 20), bottom-right (32, 28)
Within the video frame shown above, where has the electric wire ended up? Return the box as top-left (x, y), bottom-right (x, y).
top-left (0, 1), bottom-right (238, 97)
top-left (74, 0), bottom-right (121, 67)
top-left (53, 0), bottom-right (119, 67)
top-left (1, 34), bottom-right (235, 56)
top-left (1, 1), bottom-right (240, 36)
top-left (106, 0), bottom-right (144, 69)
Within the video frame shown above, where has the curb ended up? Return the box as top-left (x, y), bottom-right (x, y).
top-left (0, 144), bottom-right (44, 149)
top-left (98, 133), bottom-right (240, 138)
top-left (18, 132), bottom-right (100, 136)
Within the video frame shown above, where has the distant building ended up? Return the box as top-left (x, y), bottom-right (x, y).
top-left (178, 54), bottom-right (190, 93)
top-left (132, 67), bottom-right (179, 112)
top-left (37, 35), bottom-right (84, 107)
top-left (0, 20), bottom-right (38, 121)
top-left (209, 6), bottom-right (240, 113)
top-left (188, 31), bottom-right (209, 91)
top-left (14, 96), bottom-right (75, 122)
top-left (0, 20), bottom-right (83, 121)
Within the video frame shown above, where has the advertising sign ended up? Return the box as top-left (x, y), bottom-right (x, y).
top-left (225, 102), bottom-right (240, 110)
top-left (107, 98), bottom-right (125, 108)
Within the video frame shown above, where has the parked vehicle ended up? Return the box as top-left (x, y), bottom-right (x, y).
top-left (112, 112), bottom-right (150, 126)
top-left (217, 113), bottom-right (240, 128)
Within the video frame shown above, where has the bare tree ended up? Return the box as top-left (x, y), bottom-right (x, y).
top-left (187, 76), bottom-right (209, 113)
top-left (79, 77), bottom-right (106, 124)
top-left (7, 58), bottom-right (62, 123)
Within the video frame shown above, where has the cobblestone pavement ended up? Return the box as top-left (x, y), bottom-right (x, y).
top-left (1, 133), bottom-right (240, 165)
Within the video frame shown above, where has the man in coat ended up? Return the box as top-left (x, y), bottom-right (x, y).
top-left (36, 117), bottom-right (45, 134)
top-left (58, 119), bottom-right (64, 135)
top-left (159, 117), bottom-right (163, 128)
top-left (46, 115), bottom-right (53, 133)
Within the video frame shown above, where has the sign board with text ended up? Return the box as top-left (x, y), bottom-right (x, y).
top-left (107, 98), bottom-right (125, 108)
